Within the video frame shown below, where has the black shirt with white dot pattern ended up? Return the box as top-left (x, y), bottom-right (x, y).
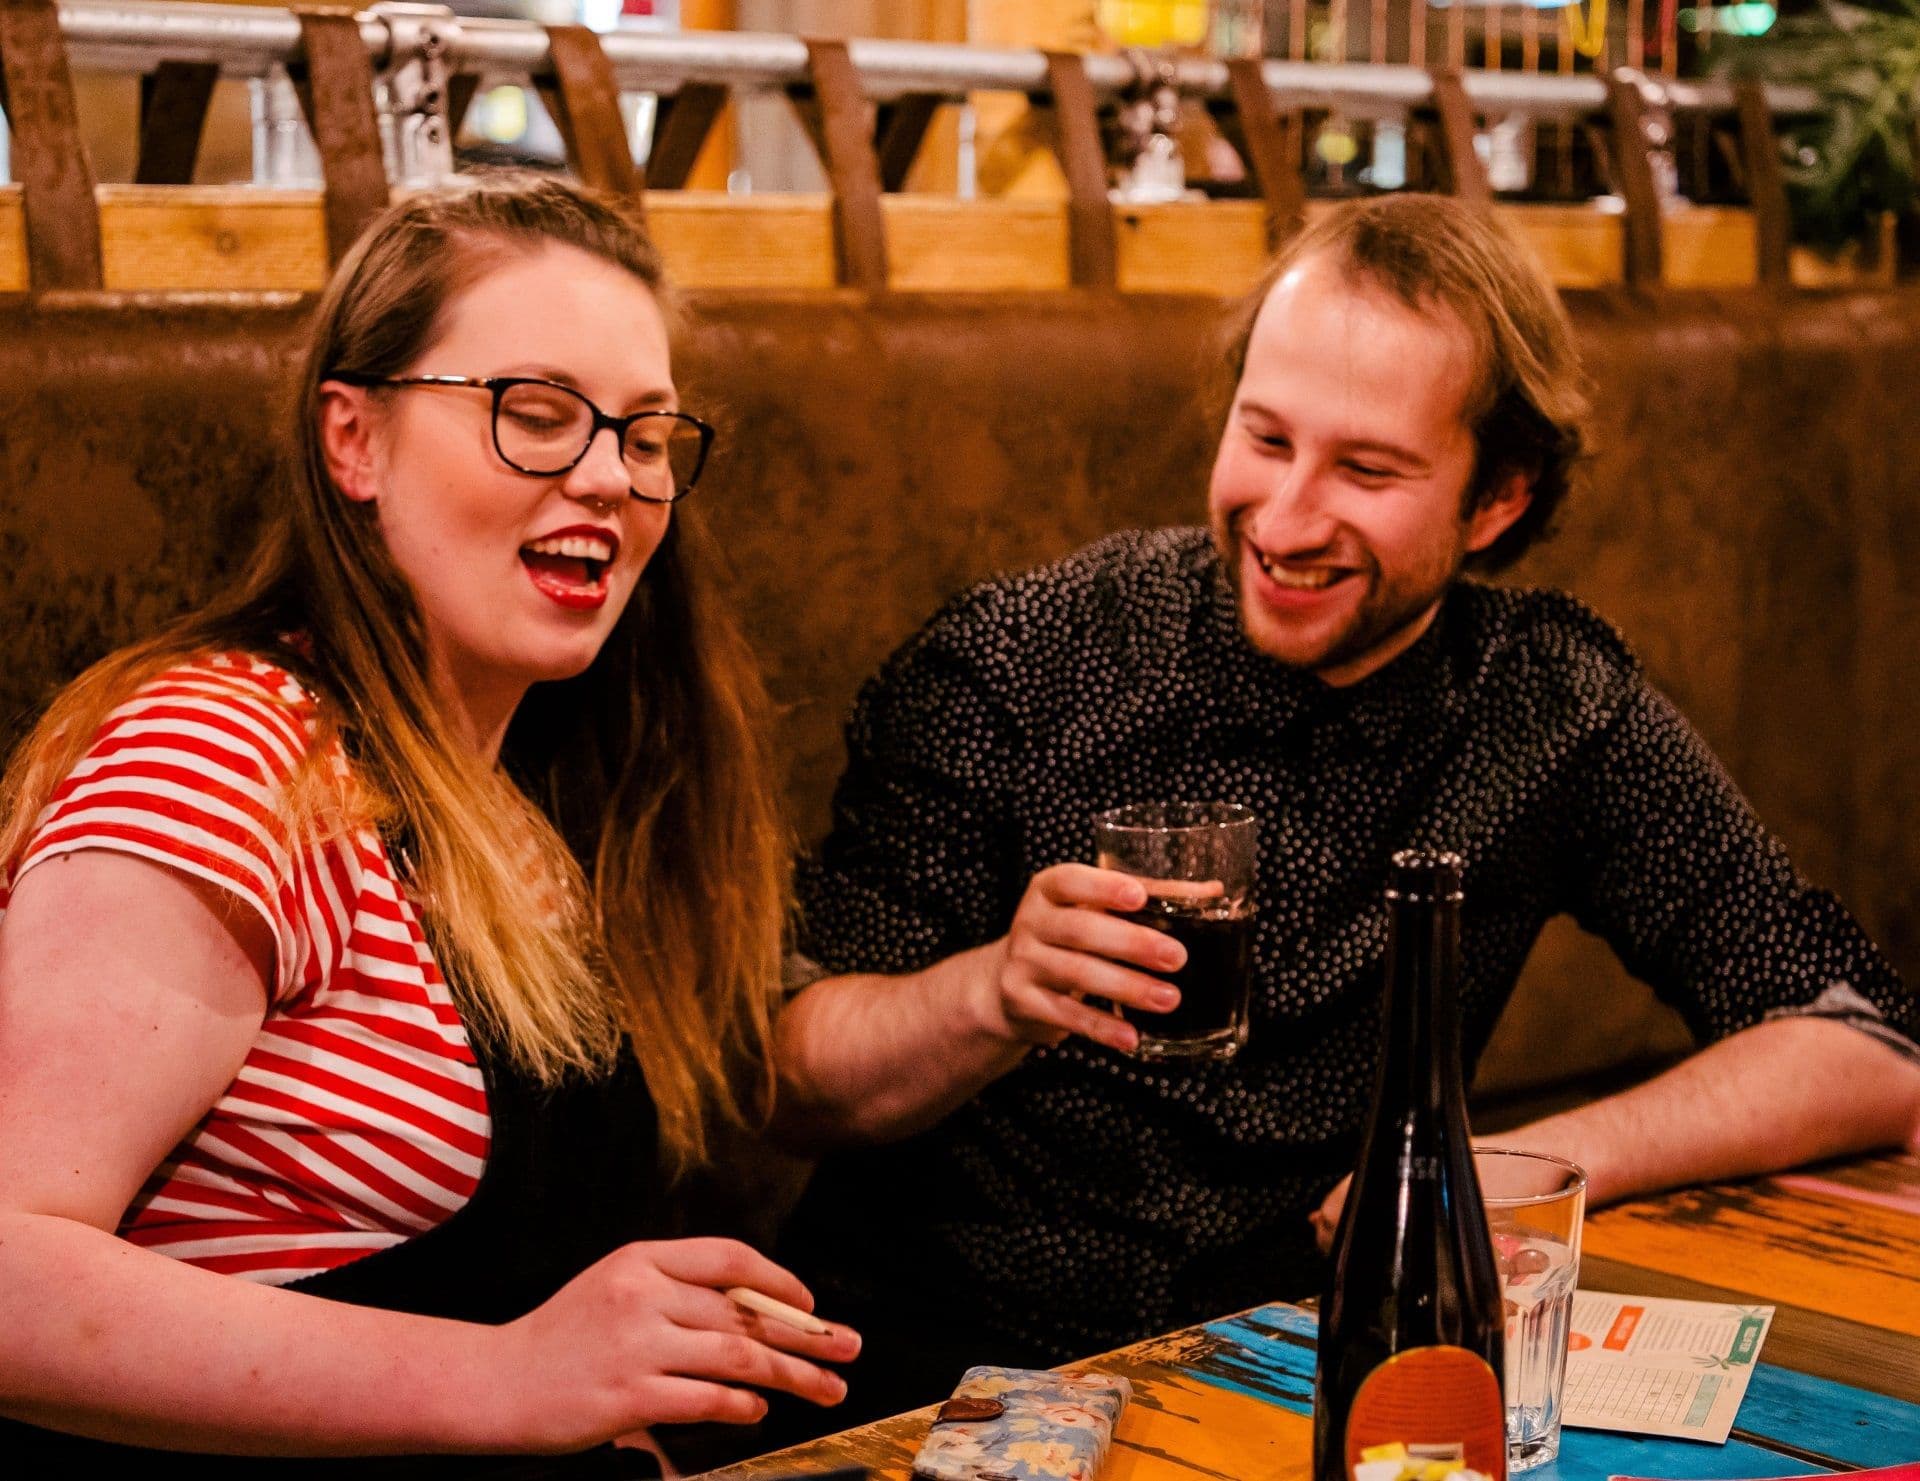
top-left (783, 526), bottom-right (1914, 1377)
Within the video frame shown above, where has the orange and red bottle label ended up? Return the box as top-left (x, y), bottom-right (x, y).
top-left (1344, 1346), bottom-right (1507, 1481)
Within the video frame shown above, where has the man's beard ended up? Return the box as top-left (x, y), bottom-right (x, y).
top-left (1219, 516), bottom-right (1463, 679)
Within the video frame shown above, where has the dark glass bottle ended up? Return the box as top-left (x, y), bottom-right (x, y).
top-left (1312, 850), bottom-right (1507, 1481)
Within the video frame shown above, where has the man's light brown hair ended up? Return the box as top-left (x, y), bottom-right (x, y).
top-left (1218, 194), bottom-right (1591, 572)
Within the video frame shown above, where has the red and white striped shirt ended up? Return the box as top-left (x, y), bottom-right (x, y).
top-left (1, 653), bottom-right (489, 1284)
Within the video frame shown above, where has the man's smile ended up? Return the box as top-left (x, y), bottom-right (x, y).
top-left (1254, 547), bottom-right (1351, 592)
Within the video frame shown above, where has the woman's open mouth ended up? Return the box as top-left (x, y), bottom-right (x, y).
top-left (521, 529), bottom-right (618, 611)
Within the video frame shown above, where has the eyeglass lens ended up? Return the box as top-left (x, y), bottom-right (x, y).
top-left (495, 381), bottom-right (704, 495)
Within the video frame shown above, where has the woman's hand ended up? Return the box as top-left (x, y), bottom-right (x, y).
top-left (975, 864), bottom-right (1186, 1055)
top-left (493, 1237), bottom-right (861, 1452)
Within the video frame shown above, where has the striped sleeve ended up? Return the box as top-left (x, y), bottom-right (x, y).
top-left (13, 657), bottom-right (319, 1003)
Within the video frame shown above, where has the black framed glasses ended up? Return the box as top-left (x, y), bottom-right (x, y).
top-left (328, 373), bottom-right (714, 504)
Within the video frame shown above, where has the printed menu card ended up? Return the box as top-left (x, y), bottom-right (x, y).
top-left (1563, 1290), bottom-right (1774, 1444)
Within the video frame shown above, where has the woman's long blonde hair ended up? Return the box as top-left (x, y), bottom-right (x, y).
top-left (0, 176), bottom-right (788, 1176)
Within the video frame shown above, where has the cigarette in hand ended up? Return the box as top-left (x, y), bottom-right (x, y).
top-left (726, 1286), bottom-right (831, 1336)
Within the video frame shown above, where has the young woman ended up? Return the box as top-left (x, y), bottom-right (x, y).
top-left (0, 176), bottom-right (858, 1470)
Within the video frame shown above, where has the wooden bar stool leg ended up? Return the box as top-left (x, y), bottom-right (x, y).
top-left (1424, 67), bottom-right (1491, 209)
top-left (0, 0), bottom-right (104, 291)
top-left (1217, 57), bottom-right (1306, 248)
top-left (540, 25), bottom-right (642, 202)
top-left (647, 82), bottom-right (728, 191)
top-left (874, 92), bottom-right (944, 194)
top-left (136, 60), bottom-right (221, 187)
top-left (1733, 80), bottom-right (1791, 288)
top-left (1035, 51), bottom-right (1117, 289)
top-left (447, 72), bottom-right (481, 140)
top-left (1606, 69), bottom-right (1665, 288)
top-left (789, 39), bottom-right (888, 291)
top-left (292, 7), bottom-right (392, 265)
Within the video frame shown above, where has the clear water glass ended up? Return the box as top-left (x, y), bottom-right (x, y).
top-left (1477, 1147), bottom-right (1587, 1472)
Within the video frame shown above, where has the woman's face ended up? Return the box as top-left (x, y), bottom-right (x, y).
top-left (322, 241), bottom-right (678, 740)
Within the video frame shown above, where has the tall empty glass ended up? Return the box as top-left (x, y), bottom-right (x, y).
top-left (1091, 801), bottom-right (1257, 1061)
top-left (1477, 1147), bottom-right (1587, 1472)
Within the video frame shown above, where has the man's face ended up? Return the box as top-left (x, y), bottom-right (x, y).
top-left (1208, 253), bottom-right (1530, 687)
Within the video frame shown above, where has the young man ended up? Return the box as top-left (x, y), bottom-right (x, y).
top-left (770, 195), bottom-right (1920, 1429)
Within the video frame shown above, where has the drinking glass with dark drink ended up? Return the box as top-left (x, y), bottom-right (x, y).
top-left (1091, 801), bottom-right (1257, 1061)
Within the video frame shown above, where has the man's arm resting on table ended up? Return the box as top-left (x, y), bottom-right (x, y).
top-left (1312, 1015), bottom-right (1920, 1248)
top-left (1488, 1015), bottom-right (1920, 1206)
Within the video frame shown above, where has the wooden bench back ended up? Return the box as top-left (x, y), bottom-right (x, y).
top-left (3, 288), bottom-right (1914, 1096)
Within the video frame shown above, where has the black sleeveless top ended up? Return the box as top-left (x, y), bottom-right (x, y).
top-left (2, 1032), bottom-right (670, 1477)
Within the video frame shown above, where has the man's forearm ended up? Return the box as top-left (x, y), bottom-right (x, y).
top-left (771, 941), bottom-right (1031, 1149)
top-left (1494, 1017), bottom-right (1920, 1207)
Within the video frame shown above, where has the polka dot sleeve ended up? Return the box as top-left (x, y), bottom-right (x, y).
top-left (1563, 680), bottom-right (1916, 1048)
top-left (798, 611), bottom-right (1026, 974)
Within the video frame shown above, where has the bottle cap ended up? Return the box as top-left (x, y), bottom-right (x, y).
top-left (1386, 849), bottom-right (1464, 903)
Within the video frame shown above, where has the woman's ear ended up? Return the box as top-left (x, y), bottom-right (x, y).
top-left (317, 382), bottom-right (382, 504)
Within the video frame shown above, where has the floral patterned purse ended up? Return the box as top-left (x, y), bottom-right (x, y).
top-left (909, 1365), bottom-right (1133, 1481)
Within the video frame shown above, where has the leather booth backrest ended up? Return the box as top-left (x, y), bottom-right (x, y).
top-left (2, 288), bottom-right (1914, 1097)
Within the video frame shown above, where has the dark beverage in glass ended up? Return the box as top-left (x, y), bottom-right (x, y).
top-left (1093, 801), bottom-right (1258, 1062)
top-left (1313, 850), bottom-right (1507, 1481)
top-left (1115, 899), bottom-right (1253, 1052)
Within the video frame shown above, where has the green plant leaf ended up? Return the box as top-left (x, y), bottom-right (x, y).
top-left (1721, 4), bottom-right (1920, 250)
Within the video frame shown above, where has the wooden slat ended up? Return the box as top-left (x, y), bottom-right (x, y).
top-left (1427, 67), bottom-right (1492, 207)
top-left (0, 0), bottom-right (103, 289)
top-left (0, 186), bottom-right (25, 293)
top-left (644, 193), bottom-right (835, 290)
top-left (874, 93), bottom-right (943, 194)
top-left (97, 183), bottom-right (329, 292)
top-left (291, 7), bottom-right (390, 264)
top-left (1605, 71), bottom-right (1665, 286)
top-left (882, 195), bottom-right (1066, 291)
top-left (699, 1304), bottom-right (1320, 1481)
top-left (1499, 201), bottom-right (1623, 289)
top-left (1740, 1364), bottom-right (1920, 1467)
top-left (647, 82), bottom-right (729, 192)
top-left (1039, 51), bottom-right (1118, 289)
top-left (1550, 1422), bottom-right (1836, 1479)
top-left (691, 1294), bottom-right (1920, 1479)
top-left (1775, 1149), bottom-right (1920, 1208)
top-left (541, 25), bottom-right (642, 200)
top-left (1735, 79), bottom-right (1792, 286)
top-left (799, 39), bottom-right (889, 290)
top-left (135, 60), bottom-right (220, 187)
top-left (1220, 57), bottom-right (1307, 247)
top-left (1114, 199), bottom-right (1271, 295)
top-left (0, 187), bottom-right (1899, 298)
top-left (1663, 205), bottom-right (1758, 289)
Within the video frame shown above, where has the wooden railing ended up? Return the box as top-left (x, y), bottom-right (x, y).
top-left (0, 0), bottom-right (1887, 297)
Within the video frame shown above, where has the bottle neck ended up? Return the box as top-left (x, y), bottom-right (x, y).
top-left (1375, 893), bottom-right (1468, 1120)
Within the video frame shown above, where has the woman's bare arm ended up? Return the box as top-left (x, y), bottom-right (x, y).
top-left (0, 851), bottom-right (856, 1455)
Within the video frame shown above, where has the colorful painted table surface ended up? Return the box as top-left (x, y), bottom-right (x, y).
top-left (695, 1152), bottom-right (1920, 1480)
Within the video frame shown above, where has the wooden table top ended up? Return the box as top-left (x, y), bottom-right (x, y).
top-left (697, 1151), bottom-right (1920, 1480)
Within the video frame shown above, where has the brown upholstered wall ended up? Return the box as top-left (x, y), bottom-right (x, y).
top-left (1, 287), bottom-right (1914, 1099)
